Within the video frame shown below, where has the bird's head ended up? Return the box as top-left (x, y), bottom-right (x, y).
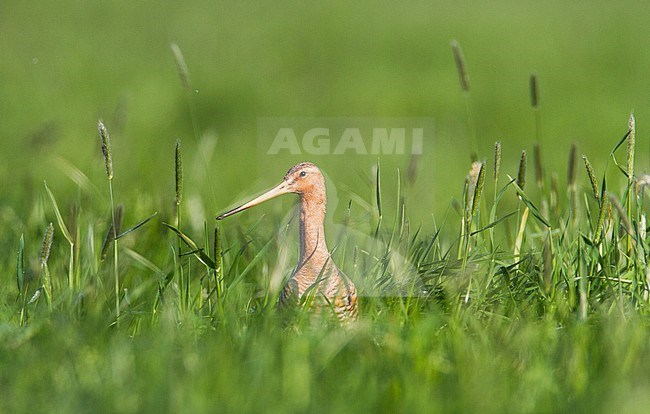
top-left (217, 162), bottom-right (325, 220)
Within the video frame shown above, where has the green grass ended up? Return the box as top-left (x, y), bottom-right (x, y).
top-left (4, 114), bottom-right (650, 413)
top-left (3, 1), bottom-right (650, 413)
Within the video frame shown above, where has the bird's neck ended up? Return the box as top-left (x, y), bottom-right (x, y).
top-left (298, 194), bottom-right (329, 267)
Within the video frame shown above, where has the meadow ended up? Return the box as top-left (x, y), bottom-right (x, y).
top-left (3, 1), bottom-right (650, 413)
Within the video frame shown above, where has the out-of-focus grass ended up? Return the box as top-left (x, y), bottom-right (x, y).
top-left (3, 2), bottom-right (650, 413)
top-left (3, 309), bottom-right (650, 413)
top-left (2, 1), bottom-right (650, 218)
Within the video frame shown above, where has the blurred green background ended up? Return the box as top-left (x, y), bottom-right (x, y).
top-left (5, 2), bottom-right (650, 413)
top-left (2, 0), bottom-right (650, 229)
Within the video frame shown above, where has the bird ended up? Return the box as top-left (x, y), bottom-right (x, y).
top-left (217, 162), bottom-right (358, 322)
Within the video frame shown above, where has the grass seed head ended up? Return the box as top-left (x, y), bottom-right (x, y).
top-left (567, 143), bottom-right (578, 188)
top-left (451, 40), bottom-right (470, 93)
top-left (582, 156), bottom-right (600, 202)
top-left (594, 186), bottom-right (608, 243)
top-left (406, 153), bottom-right (420, 186)
top-left (175, 139), bottom-right (183, 205)
top-left (171, 43), bottom-right (191, 93)
top-left (98, 120), bottom-right (113, 180)
top-left (636, 174), bottom-right (650, 196)
top-left (40, 223), bottom-right (54, 267)
top-left (530, 73), bottom-right (539, 109)
top-left (471, 161), bottom-right (486, 217)
top-left (494, 141), bottom-right (501, 182)
top-left (517, 150), bottom-right (527, 190)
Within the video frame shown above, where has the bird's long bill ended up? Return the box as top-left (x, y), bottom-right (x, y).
top-left (217, 181), bottom-right (291, 220)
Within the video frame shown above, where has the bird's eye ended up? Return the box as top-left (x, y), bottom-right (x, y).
top-left (299, 171), bottom-right (307, 177)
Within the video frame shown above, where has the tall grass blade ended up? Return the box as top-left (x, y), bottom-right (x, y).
top-left (163, 223), bottom-right (216, 269)
top-left (214, 223), bottom-right (224, 302)
top-left (510, 179), bottom-right (550, 228)
top-left (17, 234), bottom-right (27, 325)
top-left (609, 195), bottom-right (631, 236)
top-left (44, 181), bottom-right (78, 293)
top-left (594, 177), bottom-right (608, 243)
top-left (542, 234), bottom-right (553, 294)
top-left (52, 156), bottom-right (102, 199)
top-left (229, 237), bottom-right (274, 289)
top-left (101, 205), bottom-right (123, 261)
top-left (470, 210), bottom-right (517, 236)
top-left (17, 234), bottom-right (25, 294)
top-left (98, 119), bottom-right (120, 324)
top-left (514, 206), bottom-right (530, 270)
top-left (123, 247), bottom-right (163, 275)
top-left (375, 159), bottom-right (382, 219)
top-left (115, 211), bottom-right (157, 240)
top-left (44, 181), bottom-right (73, 244)
top-left (627, 113), bottom-right (635, 182)
top-left (626, 113), bottom-right (635, 254)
